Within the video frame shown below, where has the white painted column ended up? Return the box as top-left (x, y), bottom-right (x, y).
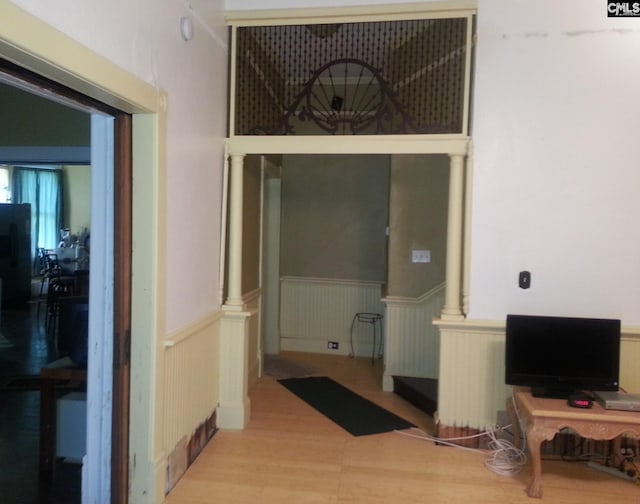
top-left (462, 143), bottom-right (474, 316)
top-left (441, 153), bottom-right (465, 320)
top-left (219, 152), bottom-right (250, 428)
top-left (226, 153), bottom-right (245, 308)
top-left (218, 311), bottom-right (251, 429)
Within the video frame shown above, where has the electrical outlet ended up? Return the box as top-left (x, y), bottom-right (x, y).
top-left (496, 410), bottom-right (510, 428)
top-left (412, 249), bottom-right (431, 263)
top-left (327, 341), bottom-right (339, 350)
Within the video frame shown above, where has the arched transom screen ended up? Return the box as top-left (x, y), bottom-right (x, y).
top-left (232, 17), bottom-right (473, 136)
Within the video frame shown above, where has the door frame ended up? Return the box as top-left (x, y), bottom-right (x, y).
top-left (0, 3), bottom-right (166, 502)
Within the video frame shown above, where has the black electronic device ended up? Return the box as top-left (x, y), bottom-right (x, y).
top-left (505, 314), bottom-right (621, 399)
top-left (568, 392), bottom-right (593, 408)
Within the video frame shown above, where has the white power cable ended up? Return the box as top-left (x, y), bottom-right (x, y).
top-left (395, 390), bottom-right (529, 477)
top-left (395, 428), bottom-right (486, 454)
top-left (484, 427), bottom-right (527, 476)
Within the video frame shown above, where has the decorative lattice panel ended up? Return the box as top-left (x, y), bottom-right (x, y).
top-left (233, 18), bottom-right (470, 135)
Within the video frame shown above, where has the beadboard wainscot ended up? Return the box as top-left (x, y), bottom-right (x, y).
top-left (381, 283), bottom-right (445, 392)
top-left (243, 288), bottom-right (262, 388)
top-left (279, 276), bottom-right (385, 355)
top-left (435, 318), bottom-right (510, 436)
top-left (434, 318), bottom-right (640, 442)
top-left (163, 309), bottom-right (223, 492)
top-left (620, 326), bottom-right (640, 393)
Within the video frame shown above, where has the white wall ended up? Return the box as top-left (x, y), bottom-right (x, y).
top-left (226, 0), bottom-right (439, 8)
top-left (10, 0), bottom-right (229, 333)
top-left (17, 0), bottom-right (627, 337)
top-left (226, 0), bottom-right (640, 325)
top-left (470, 0), bottom-right (640, 323)
top-left (16, 0), bottom-right (638, 330)
top-left (63, 165), bottom-right (91, 234)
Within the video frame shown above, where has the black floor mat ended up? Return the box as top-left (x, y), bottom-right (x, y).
top-left (278, 376), bottom-right (415, 436)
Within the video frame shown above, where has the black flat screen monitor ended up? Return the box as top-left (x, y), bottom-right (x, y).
top-left (505, 314), bottom-right (621, 398)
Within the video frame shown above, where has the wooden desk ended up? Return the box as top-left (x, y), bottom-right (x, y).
top-left (39, 360), bottom-right (87, 481)
top-left (72, 269), bottom-right (90, 297)
top-left (511, 387), bottom-right (640, 498)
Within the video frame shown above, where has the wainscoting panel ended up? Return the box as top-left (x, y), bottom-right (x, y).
top-left (280, 277), bottom-right (385, 355)
top-left (436, 320), bottom-right (510, 430)
top-left (382, 284), bottom-right (445, 390)
top-left (620, 329), bottom-right (640, 393)
top-left (164, 312), bottom-right (221, 462)
top-left (435, 321), bottom-right (640, 432)
top-left (244, 289), bottom-right (262, 388)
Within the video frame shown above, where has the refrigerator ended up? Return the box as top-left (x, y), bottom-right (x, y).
top-left (0, 203), bottom-right (31, 306)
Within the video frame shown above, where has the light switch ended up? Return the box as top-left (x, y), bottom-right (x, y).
top-left (412, 249), bottom-right (431, 263)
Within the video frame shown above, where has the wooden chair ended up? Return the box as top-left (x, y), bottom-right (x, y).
top-left (44, 253), bottom-right (76, 337)
top-left (36, 248), bottom-right (53, 318)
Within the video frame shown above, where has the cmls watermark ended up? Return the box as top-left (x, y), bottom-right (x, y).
top-left (608, 1), bottom-right (640, 16)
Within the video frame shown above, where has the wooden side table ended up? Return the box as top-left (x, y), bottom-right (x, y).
top-left (510, 387), bottom-right (640, 498)
top-left (39, 359), bottom-right (87, 482)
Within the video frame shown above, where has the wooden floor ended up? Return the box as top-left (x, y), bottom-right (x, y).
top-left (0, 301), bottom-right (81, 504)
top-left (166, 352), bottom-right (638, 504)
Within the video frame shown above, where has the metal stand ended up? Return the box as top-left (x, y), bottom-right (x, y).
top-left (349, 312), bottom-right (384, 365)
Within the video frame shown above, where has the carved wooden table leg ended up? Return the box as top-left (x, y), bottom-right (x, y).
top-left (507, 397), bottom-right (526, 449)
top-left (512, 388), bottom-right (640, 498)
top-left (525, 428), bottom-right (546, 498)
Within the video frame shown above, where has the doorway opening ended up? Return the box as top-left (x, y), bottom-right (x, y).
top-left (0, 59), bottom-right (129, 504)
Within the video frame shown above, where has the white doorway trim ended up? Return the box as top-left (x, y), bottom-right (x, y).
top-left (83, 114), bottom-right (115, 503)
top-left (262, 172), bottom-right (281, 356)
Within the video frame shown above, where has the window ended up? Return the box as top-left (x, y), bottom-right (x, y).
top-left (0, 165), bottom-right (11, 203)
top-left (11, 165), bottom-right (63, 261)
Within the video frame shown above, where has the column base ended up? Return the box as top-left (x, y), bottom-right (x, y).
top-left (382, 373), bottom-right (394, 392)
top-left (217, 398), bottom-right (251, 430)
top-left (439, 310), bottom-right (465, 321)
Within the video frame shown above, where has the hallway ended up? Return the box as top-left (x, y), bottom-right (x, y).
top-left (0, 301), bottom-right (81, 504)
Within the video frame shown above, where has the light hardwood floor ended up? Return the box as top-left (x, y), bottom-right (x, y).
top-left (165, 352), bottom-right (638, 503)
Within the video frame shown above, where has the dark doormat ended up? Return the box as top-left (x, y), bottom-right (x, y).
top-left (278, 376), bottom-right (415, 436)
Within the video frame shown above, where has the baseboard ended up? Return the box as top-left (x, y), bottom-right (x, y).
top-left (166, 410), bottom-right (217, 494)
top-left (280, 336), bottom-right (377, 357)
top-left (435, 424), bottom-right (484, 448)
top-left (217, 397), bottom-right (251, 429)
